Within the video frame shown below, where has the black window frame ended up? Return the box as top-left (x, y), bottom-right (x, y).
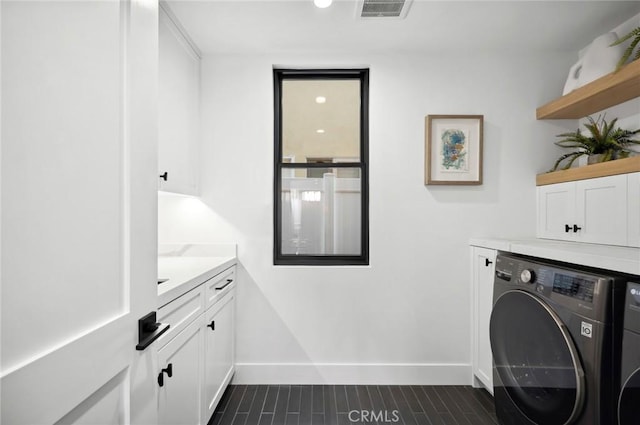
top-left (273, 68), bottom-right (369, 266)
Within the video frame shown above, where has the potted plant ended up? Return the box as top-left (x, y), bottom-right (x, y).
top-left (610, 27), bottom-right (640, 71)
top-left (551, 116), bottom-right (640, 171)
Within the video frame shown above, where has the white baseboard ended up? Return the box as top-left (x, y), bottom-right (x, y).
top-left (232, 363), bottom-right (472, 385)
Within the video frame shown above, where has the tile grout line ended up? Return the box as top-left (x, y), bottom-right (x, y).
top-left (409, 386), bottom-right (434, 425)
top-left (216, 385), bottom-right (498, 425)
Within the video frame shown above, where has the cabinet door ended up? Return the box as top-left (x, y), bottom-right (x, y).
top-left (628, 172), bottom-right (640, 248)
top-left (203, 289), bottom-right (236, 422)
top-left (575, 174), bottom-right (628, 245)
top-left (158, 6), bottom-right (200, 195)
top-left (471, 246), bottom-right (496, 394)
top-left (158, 316), bottom-right (204, 425)
top-left (537, 182), bottom-right (575, 241)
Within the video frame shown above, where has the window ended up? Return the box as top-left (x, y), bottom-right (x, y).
top-left (273, 69), bottom-right (369, 265)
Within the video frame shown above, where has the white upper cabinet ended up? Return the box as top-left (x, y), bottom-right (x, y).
top-left (537, 173), bottom-right (637, 247)
top-left (537, 181), bottom-right (575, 241)
top-left (629, 172), bottom-right (640, 248)
top-left (158, 5), bottom-right (201, 195)
top-left (575, 174), bottom-right (628, 245)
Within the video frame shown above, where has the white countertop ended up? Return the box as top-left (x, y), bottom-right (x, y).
top-left (470, 237), bottom-right (640, 275)
top-left (158, 256), bottom-right (236, 307)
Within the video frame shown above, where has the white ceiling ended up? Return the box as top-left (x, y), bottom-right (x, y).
top-left (166, 0), bottom-right (640, 55)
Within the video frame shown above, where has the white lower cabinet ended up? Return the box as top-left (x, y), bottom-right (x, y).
top-left (471, 246), bottom-right (496, 394)
top-left (203, 289), bottom-right (236, 421)
top-left (158, 316), bottom-right (204, 425)
top-left (157, 266), bottom-right (236, 425)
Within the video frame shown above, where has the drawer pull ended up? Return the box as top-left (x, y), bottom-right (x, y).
top-left (158, 363), bottom-right (173, 387)
top-left (207, 320), bottom-right (215, 331)
top-left (215, 279), bottom-right (233, 291)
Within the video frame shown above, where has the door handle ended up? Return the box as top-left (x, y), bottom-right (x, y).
top-left (159, 171), bottom-right (168, 181)
top-left (565, 224), bottom-right (572, 233)
top-left (136, 311), bottom-right (170, 350)
top-left (573, 224), bottom-right (582, 232)
top-left (158, 363), bottom-right (173, 387)
top-left (207, 320), bottom-right (215, 331)
top-left (485, 258), bottom-right (493, 267)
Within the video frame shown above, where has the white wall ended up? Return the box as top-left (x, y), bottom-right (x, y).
top-left (159, 50), bottom-right (578, 383)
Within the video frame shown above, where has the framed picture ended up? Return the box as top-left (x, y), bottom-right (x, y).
top-left (425, 115), bottom-right (484, 185)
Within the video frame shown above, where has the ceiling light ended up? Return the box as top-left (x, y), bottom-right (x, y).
top-left (316, 129), bottom-right (325, 134)
top-left (315, 96), bottom-right (326, 104)
top-left (314, 0), bottom-right (332, 9)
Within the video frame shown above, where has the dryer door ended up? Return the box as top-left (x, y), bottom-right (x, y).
top-left (490, 290), bottom-right (585, 425)
top-left (619, 368), bottom-right (640, 425)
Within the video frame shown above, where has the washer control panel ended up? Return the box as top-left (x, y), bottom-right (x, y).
top-left (495, 254), bottom-right (607, 304)
top-left (552, 273), bottom-right (596, 303)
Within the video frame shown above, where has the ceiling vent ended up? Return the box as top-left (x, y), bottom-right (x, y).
top-left (357, 0), bottom-right (413, 19)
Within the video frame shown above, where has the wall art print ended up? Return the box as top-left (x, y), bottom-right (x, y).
top-left (425, 115), bottom-right (484, 185)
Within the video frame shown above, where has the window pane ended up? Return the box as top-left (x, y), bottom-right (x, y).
top-left (282, 79), bottom-right (360, 162)
top-left (280, 168), bottom-right (361, 256)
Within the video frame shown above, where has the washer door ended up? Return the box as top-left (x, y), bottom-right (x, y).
top-left (490, 290), bottom-right (585, 425)
top-left (619, 368), bottom-right (640, 425)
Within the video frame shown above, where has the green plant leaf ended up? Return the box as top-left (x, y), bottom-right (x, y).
top-left (551, 151), bottom-right (585, 171)
top-left (551, 114), bottom-right (640, 169)
top-left (610, 27), bottom-right (640, 46)
top-left (611, 27), bottom-right (640, 70)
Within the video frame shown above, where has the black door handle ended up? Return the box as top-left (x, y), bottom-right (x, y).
top-left (573, 224), bottom-right (582, 232)
top-left (565, 224), bottom-right (572, 233)
top-left (207, 320), bottom-right (215, 331)
top-left (159, 171), bottom-right (168, 181)
top-left (485, 258), bottom-right (493, 267)
top-left (136, 311), bottom-right (170, 350)
top-left (158, 363), bottom-right (173, 387)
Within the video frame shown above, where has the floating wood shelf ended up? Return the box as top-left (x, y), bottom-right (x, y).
top-left (536, 60), bottom-right (640, 119)
top-left (536, 156), bottom-right (640, 185)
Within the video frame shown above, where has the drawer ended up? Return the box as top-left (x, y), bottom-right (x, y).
top-left (204, 266), bottom-right (236, 309)
top-left (157, 284), bottom-right (205, 347)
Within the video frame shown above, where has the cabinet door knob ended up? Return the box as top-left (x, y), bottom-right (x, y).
top-left (485, 258), bottom-right (493, 267)
top-left (573, 224), bottom-right (582, 232)
top-left (565, 224), bottom-right (572, 233)
top-left (207, 320), bottom-right (215, 331)
top-left (157, 363), bottom-right (173, 387)
top-left (159, 171), bottom-right (168, 181)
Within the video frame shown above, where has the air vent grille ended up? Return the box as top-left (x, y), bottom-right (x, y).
top-left (358, 0), bottom-right (412, 19)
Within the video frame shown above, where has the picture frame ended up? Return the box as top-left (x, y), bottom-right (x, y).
top-left (425, 115), bottom-right (484, 185)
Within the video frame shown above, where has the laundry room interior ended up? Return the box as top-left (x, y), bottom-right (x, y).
top-left (2, 1), bottom-right (640, 424)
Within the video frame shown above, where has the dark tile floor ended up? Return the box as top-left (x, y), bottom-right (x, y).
top-left (209, 385), bottom-right (498, 425)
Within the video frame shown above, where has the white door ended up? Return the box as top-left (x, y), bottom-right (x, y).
top-left (158, 5), bottom-right (201, 196)
top-left (537, 182), bottom-right (575, 240)
top-left (203, 290), bottom-right (236, 421)
top-left (1, 1), bottom-right (159, 424)
top-left (628, 172), bottom-right (640, 248)
top-left (575, 174), bottom-right (628, 245)
top-left (471, 247), bottom-right (495, 394)
top-left (158, 316), bottom-right (204, 425)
